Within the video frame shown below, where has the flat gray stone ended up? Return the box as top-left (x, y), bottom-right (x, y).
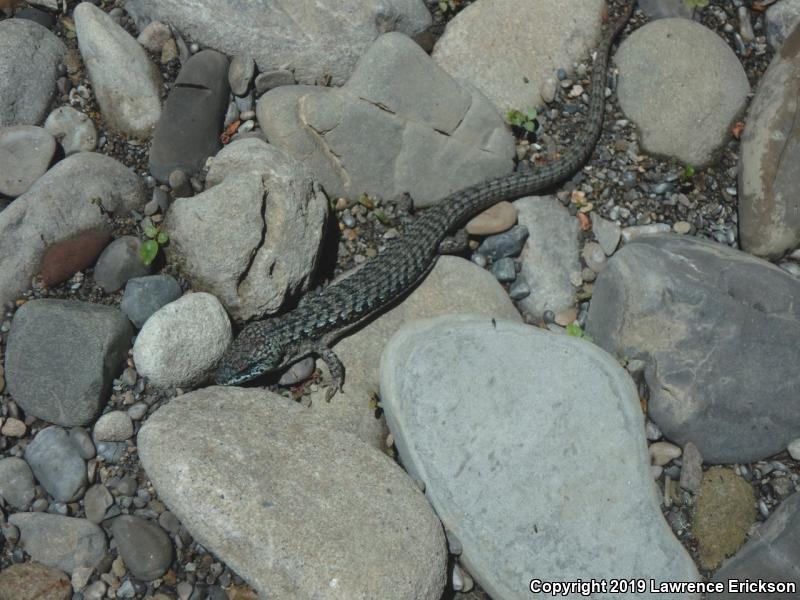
top-left (711, 492), bottom-right (800, 597)
top-left (84, 484), bottom-right (114, 524)
top-left (228, 53), bottom-right (254, 96)
top-left (120, 274), bottom-right (183, 328)
top-left (738, 25), bottom-right (800, 259)
top-left (766, 0), bottom-right (800, 49)
top-left (43, 106), bottom-right (97, 155)
top-left (380, 315), bottom-right (700, 599)
top-left (110, 516), bottom-right (173, 581)
top-left (0, 457), bottom-right (36, 509)
top-left (5, 299), bottom-right (133, 427)
top-left (515, 196), bottom-right (580, 318)
top-left (258, 33), bottom-right (514, 207)
top-left (0, 125), bottom-right (56, 197)
top-left (25, 426), bottom-right (87, 502)
top-left (616, 18), bottom-right (749, 166)
top-left (138, 386), bottom-right (446, 599)
top-left (592, 215), bottom-right (622, 255)
top-left (9, 513), bottom-right (107, 573)
top-left (93, 236), bottom-right (151, 293)
top-left (0, 152), bottom-right (147, 308)
top-left (432, 0), bottom-right (603, 110)
top-left (167, 139), bottom-right (327, 321)
top-left (74, 2), bottom-right (162, 137)
top-left (0, 19), bottom-right (65, 126)
top-left (124, 0), bottom-right (431, 86)
top-left (586, 235), bottom-right (800, 463)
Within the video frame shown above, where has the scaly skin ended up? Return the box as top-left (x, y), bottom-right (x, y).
top-left (215, 1), bottom-right (635, 394)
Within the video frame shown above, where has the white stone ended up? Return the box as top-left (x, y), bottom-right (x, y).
top-left (44, 106), bottom-right (97, 155)
top-left (788, 438), bottom-right (800, 461)
top-left (93, 411), bottom-right (134, 442)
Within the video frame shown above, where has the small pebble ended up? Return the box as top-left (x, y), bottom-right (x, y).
top-left (508, 279), bottom-right (531, 300)
top-left (787, 438), bottom-right (800, 461)
top-left (649, 441), bottom-right (682, 466)
top-left (491, 258), bottom-right (516, 283)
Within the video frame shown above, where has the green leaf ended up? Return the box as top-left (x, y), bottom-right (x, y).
top-left (140, 239), bottom-right (159, 265)
top-left (523, 120), bottom-right (536, 132)
top-left (143, 224), bottom-right (158, 239)
top-left (683, 165), bottom-right (695, 179)
top-left (156, 231), bottom-right (169, 245)
top-left (374, 209), bottom-right (390, 225)
top-left (565, 323), bottom-right (584, 338)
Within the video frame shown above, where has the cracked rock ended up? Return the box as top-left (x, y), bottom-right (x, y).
top-left (258, 32), bottom-right (514, 207)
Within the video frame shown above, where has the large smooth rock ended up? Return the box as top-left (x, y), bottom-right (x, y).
top-left (0, 125), bottom-right (56, 197)
top-left (0, 19), bottom-right (65, 126)
top-left (0, 562), bottom-right (71, 600)
top-left (138, 386), bottom-right (446, 599)
top-left (167, 139), bottom-right (328, 321)
top-left (5, 299), bottom-right (133, 427)
top-left (738, 25), bottom-right (800, 259)
top-left (586, 235), bottom-right (800, 463)
top-left (124, 0), bottom-right (431, 86)
top-left (148, 50), bottom-right (229, 182)
top-left (0, 457), bottom-right (36, 509)
top-left (432, 0), bottom-right (603, 111)
top-left (258, 32), bottom-right (514, 207)
top-left (25, 426), bottom-right (87, 502)
top-left (74, 2), bottom-right (162, 136)
top-left (616, 18), bottom-right (749, 166)
top-left (0, 152), bottom-right (147, 308)
top-left (711, 491), bottom-right (800, 597)
top-left (9, 513), bottom-right (107, 573)
top-left (380, 315), bottom-right (700, 599)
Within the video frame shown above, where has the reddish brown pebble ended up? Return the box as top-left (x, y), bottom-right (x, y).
top-left (40, 228), bottom-right (112, 286)
top-left (0, 561), bottom-right (71, 600)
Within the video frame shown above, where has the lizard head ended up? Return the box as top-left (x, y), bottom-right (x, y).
top-left (214, 320), bottom-right (288, 385)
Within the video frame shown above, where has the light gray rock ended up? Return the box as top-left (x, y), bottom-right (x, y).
top-left (120, 274), bottom-right (183, 328)
top-left (84, 484), bottom-right (114, 524)
top-left (711, 491), bottom-right (800, 597)
top-left (432, 0), bottom-right (603, 111)
top-left (0, 457), bottom-right (36, 509)
top-left (110, 516), bottom-right (173, 581)
top-left (514, 196), bottom-right (580, 318)
top-left (582, 241), bottom-right (607, 272)
top-left (74, 2), bottom-right (162, 137)
top-left (586, 235), bottom-right (800, 463)
top-left (592, 215), bottom-right (622, 255)
top-left (132, 292), bottom-right (232, 388)
top-left (228, 53), bottom-right (255, 96)
top-left (738, 25), bottom-right (800, 259)
top-left (0, 125), bottom-right (56, 197)
top-left (93, 410), bottom-right (134, 441)
top-left (9, 513), bottom-right (107, 573)
top-left (379, 315), bottom-right (700, 600)
top-left (25, 426), bottom-right (87, 502)
top-left (258, 33), bottom-right (514, 207)
top-left (616, 18), bottom-right (749, 166)
top-left (5, 299), bottom-right (133, 427)
top-left (93, 236), bottom-right (151, 293)
top-left (637, 0), bottom-right (695, 19)
top-left (766, 0), bottom-right (800, 49)
top-left (0, 19), bottom-right (65, 126)
top-left (124, 0), bottom-right (431, 86)
top-left (0, 152), bottom-right (147, 308)
top-left (138, 386), bottom-right (446, 599)
top-left (169, 139), bottom-right (328, 321)
top-left (44, 106), bottom-right (97, 155)
top-left (254, 69), bottom-right (295, 95)
top-left (136, 20), bottom-right (172, 53)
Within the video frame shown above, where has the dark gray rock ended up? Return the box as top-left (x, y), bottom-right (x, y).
top-left (476, 225), bottom-right (529, 260)
top-left (4, 299), bottom-right (133, 427)
top-left (0, 457), bottom-right (36, 509)
top-left (93, 236), bottom-right (151, 293)
top-left (587, 235), bottom-right (800, 463)
top-left (110, 516), bottom-right (173, 581)
top-left (120, 274), bottom-right (182, 328)
top-left (711, 492), bottom-right (800, 597)
top-left (490, 257), bottom-right (516, 283)
top-left (0, 19), bottom-right (65, 126)
top-left (9, 513), bottom-right (107, 573)
top-left (637, 0), bottom-right (694, 19)
top-left (15, 7), bottom-right (57, 29)
top-left (148, 50), bottom-right (230, 182)
top-left (25, 426), bottom-right (87, 502)
top-left (95, 441), bottom-right (128, 464)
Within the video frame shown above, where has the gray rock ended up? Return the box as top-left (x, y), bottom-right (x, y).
top-left (93, 236), bottom-right (151, 293)
top-left (711, 491), bottom-right (800, 597)
top-left (0, 19), bottom-right (65, 126)
top-left (515, 196), bottom-right (580, 318)
top-left (5, 299), bottom-right (133, 427)
top-left (74, 2), bottom-right (162, 137)
top-left (616, 18), bottom-right (749, 166)
top-left (432, 0), bottom-right (603, 110)
top-left (789, 438), bottom-right (800, 460)
top-left (380, 315), bottom-right (700, 599)
top-left (582, 241), bottom-right (607, 272)
top-left (637, 0), bottom-right (694, 19)
top-left (168, 139), bottom-right (328, 321)
top-left (132, 292), bottom-right (232, 388)
top-left (491, 257), bottom-right (516, 282)
top-left (95, 441), bottom-right (127, 464)
top-left (136, 20), bottom-right (172, 53)
top-left (110, 515), bottom-right (173, 580)
top-left (254, 69), bottom-right (295, 95)
top-left (15, 7), bottom-right (57, 29)
top-left (0, 125), bottom-right (56, 197)
top-left (120, 274), bottom-right (182, 328)
top-left (0, 562), bottom-right (71, 600)
top-left (679, 442), bottom-right (703, 493)
top-left (476, 225), bottom-right (529, 260)
top-left (93, 410), bottom-right (134, 441)
top-left (9, 513), bottom-right (107, 573)
top-left (69, 427), bottom-right (96, 459)
top-left (228, 53), bottom-right (254, 96)
top-left (258, 33), bottom-right (514, 207)
top-left (138, 386), bottom-right (447, 599)
top-left (84, 484), bottom-right (114, 524)
top-left (592, 215), bottom-right (621, 255)
top-left (124, 0), bottom-right (431, 86)
top-left (0, 152), bottom-right (147, 308)
top-left (43, 106), bottom-right (97, 155)
top-left (0, 457), bottom-right (36, 509)
top-left (148, 50), bottom-right (229, 182)
top-left (586, 235), bottom-right (800, 463)
top-left (25, 426), bottom-right (87, 502)
top-left (738, 25), bottom-right (800, 259)
top-left (766, 0), bottom-right (800, 49)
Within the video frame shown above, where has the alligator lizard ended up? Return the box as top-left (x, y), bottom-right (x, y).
top-left (215, 1), bottom-right (634, 395)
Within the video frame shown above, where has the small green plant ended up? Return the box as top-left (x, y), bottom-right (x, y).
top-left (506, 108), bottom-right (538, 133)
top-left (683, 0), bottom-right (709, 8)
top-left (438, 0), bottom-right (460, 13)
top-left (682, 164), bottom-right (696, 179)
top-left (140, 221), bottom-right (169, 266)
top-left (565, 323), bottom-right (593, 342)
